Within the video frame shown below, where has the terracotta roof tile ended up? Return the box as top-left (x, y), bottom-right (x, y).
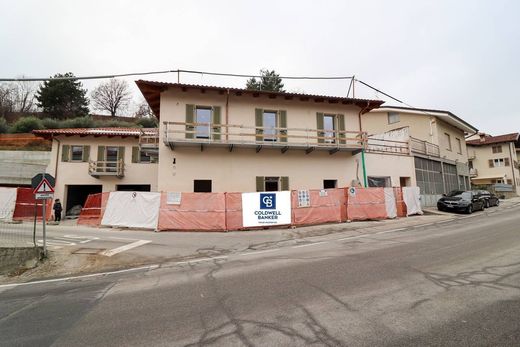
top-left (466, 133), bottom-right (519, 146)
top-left (33, 127), bottom-right (158, 138)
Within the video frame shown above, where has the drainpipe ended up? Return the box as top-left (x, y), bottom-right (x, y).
top-left (53, 135), bottom-right (60, 181)
top-left (225, 89), bottom-right (230, 141)
top-left (358, 102), bottom-right (371, 187)
top-left (508, 142), bottom-right (517, 192)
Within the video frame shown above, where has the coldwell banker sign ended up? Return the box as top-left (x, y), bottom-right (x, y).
top-left (242, 191), bottom-right (292, 227)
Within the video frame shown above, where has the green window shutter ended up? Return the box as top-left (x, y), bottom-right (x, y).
top-left (61, 145), bottom-right (70, 162)
top-left (316, 112), bottom-right (324, 143)
top-left (97, 146), bottom-right (106, 161)
top-left (132, 146), bottom-right (140, 163)
top-left (279, 110), bottom-right (287, 142)
top-left (256, 176), bottom-right (264, 192)
top-left (505, 157), bottom-right (510, 166)
top-left (82, 145), bottom-right (90, 162)
top-left (118, 146), bottom-right (125, 162)
top-left (488, 159), bottom-right (493, 168)
top-left (212, 106), bottom-right (221, 141)
top-left (186, 104), bottom-right (195, 139)
top-left (281, 176), bottom-right (289, 191)
top-left (255, 108), bottom-right (263, 142)
top-left (337, 114), bottom-right (346, 144)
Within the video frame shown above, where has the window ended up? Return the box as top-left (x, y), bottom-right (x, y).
top-left (456, 138), bottom-right (462, 154)
top-left (194, 180), bottom-right (212, 193)
top-left (256, 176), bottom-right (289, 192)
top-left (323, 179), bottom-right (337, 189)
top-left (132, 147), bottom-right (156, 163)
top-left (445, 133), bottom-right (452, 151)
top-left (492, 145), bottom-right (502, 153)
top-left (507, 179), bottom-right (513, 185)
top-left (195, 106), bottom-right (212, 139)
top-left (105, 146), bottom-right (119, 172)
top-left (491, 158), bottom-right (505, 167)
top-left (387, 112), bottom-right (400, 124)
top-left (323, 115), bottom-right (336, 143)
top-left (71, 146), bottom-right (84, 161)
top-left (367, 176), bottom-right (391, 187)
top-left (263, 111), bottom-right (278, 141)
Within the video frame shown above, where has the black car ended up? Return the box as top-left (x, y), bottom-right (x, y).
top-left (437, 190), bottom-right (485, 214)
top-left (472, 190), bottom-right (500, 208)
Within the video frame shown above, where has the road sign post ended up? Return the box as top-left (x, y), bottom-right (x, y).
top-left (32, 173), bottom-right (55, 257)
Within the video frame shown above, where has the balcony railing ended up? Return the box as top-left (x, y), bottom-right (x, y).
top-left (88, 160), bottom-right (124, 178)
top-left (410, 137), bottom-right (440, 157)
top-left (469, 168), bottom-right (478, 177)
top-left (365, 138), bottom-right (410, 156)
top-left (163, 121), bottom-right (367, 154)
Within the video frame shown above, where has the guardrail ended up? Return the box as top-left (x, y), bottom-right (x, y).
top-left (163, 121), bottom-right (367, 152)
top-left (410, 137), bottom-right (440, 157)
top-left (88, 160), bottom-right (124, 178)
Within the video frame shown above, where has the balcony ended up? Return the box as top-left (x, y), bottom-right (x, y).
top-left (469, 168), bottom-right (478, 177)
top-left (88, 160), bottom-right (124, 178)
top-left (163, 121), bottom-right (367, 154)
top-left (467, 150), bottom-right (476, 160)
top-left (410, 137), bottom-right (440, 157)
top-left (139, 129), bottom-right (159, 158)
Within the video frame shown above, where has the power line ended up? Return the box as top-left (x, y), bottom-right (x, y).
top-left (0, 69), bottom-right (354, 82)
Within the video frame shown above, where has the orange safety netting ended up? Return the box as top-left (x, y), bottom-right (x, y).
top-left (77, 192), bottom-right (110, 226)
top-left (224, 192), bottom-right (244, 231)
top-left (346, 187), bottom-right (388, 221)
top-left (157, 192), bottom-right (227, 231)
top-left (394, 187), bottom-right (407, 217)
top-left (13, 187), bottom-right (52, 221)
top-left (291, 189), bottom-right (346, 226)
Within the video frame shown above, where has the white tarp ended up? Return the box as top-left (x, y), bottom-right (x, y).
top-left (384, 188), bottom-right (397, 219)
top-left (403, 186), bottom-right (423, 216)
top-left (0, 187), bottom-right (17, 222)
top-left (101, 191), bottom-right (161, 230)
top-left (242, 191), bottom-right (291, 227)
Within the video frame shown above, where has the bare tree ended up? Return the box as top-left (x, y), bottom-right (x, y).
top-left (0, 80), bottom-right (37, 116)
top-left (134, 100), bottom-right (154, 118)
top-left (91, 79), bottom-right (132, 116)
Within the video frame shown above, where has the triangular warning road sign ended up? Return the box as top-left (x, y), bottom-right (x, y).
top-left (33, 178), bottom-right (54, 194)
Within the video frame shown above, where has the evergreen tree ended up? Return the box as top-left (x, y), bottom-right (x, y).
top-left (35, 72), bottom-right (89, 119)
top-left (246, 69), bottom-right (285, 92)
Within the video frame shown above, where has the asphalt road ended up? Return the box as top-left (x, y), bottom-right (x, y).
top-left (1, 205), bottom-right (520, 346)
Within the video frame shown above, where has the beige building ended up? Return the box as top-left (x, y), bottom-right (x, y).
top-left (34, 82), bottom-right (424, 213)
top-left (466, 132), bottom-right (520, 195)
top-left (33, 128), bottom-right (159, 213)
top-left (363, 106), bottom-right (478, 205)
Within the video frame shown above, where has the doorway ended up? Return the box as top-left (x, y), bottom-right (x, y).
top-left (65, 185), bottom-right (102, 215)
top-left (116, 184), bottom-right (151, 192)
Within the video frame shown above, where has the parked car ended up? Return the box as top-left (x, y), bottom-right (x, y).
top-left (437, 190), bottom-right (485, 214)
top-left (472, 190), bottom-right (500, 208)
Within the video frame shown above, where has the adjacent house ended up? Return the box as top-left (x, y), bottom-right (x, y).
top-left (33, 128), bottom-right (159, 214)
top-left (466, 132), bottom-right (520, 195)
top-left (362, 106), bottom-right (478, 206)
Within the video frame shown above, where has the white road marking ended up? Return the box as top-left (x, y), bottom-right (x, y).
top-left (240, 249), bottom-right (279, 256)
top-left (108, 236), bottom-right (141, 241)
top-left (292, 241), bottom-right (328, 248)
top-left (337, 235), bottom-right (368, 241)
top-left (0, 265), bottom-right (159, 289)
top-left (101, 240), bottom-right (151, 257)
top-left (175, 255), bottom-right (229, 265)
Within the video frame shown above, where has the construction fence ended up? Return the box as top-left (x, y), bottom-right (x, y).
top-left (77, 186), bottom-right (423, 232)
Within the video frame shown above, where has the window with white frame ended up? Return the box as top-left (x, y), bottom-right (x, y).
top-left (494, 158), bottom-right (505, 167)
top-left (323, 114), bottom-right (336, 143)
top-left (195, 106), bottom-right (212, 139)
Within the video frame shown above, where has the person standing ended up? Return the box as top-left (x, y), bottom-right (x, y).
top-left (53, 199), bottom-right (63, 222)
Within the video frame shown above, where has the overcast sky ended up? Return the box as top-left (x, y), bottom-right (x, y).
top-left (1, 0), bottom-right (518, 135)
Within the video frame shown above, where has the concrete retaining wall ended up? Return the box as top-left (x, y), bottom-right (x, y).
top-left (0, 150), bottom-right (51, 186)
top-left (0, 247), bottom-right (44, 275)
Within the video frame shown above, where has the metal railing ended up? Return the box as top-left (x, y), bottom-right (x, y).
top-left (88, 160), bottom-right (125, 177)
top-left (139, 131), bottom-right (159, 148)
top-left (365, 138), bottom-right (410, 156)
top-left (410, 137), bottom-right (440, 157)
top-left (163, 121), bottom-right (366, 150)
top-left (469, 168), bottom-right (478, 177)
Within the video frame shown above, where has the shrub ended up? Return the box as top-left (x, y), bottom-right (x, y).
top-left (0, 117), bottom-right (9, 134)
top-left (10, 116), bottom-right (44, 133)
top-left (98, 119), bottom-right (136, 128)
top-left (135, 117), bottom-right (158, 128)
top-left (61, 116), bottom-right (96, 128)
top-left (41, 118), bottom-right (62, 129)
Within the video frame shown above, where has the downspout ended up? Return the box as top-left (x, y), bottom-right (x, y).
top-left (225, 89), bottom-right (230, 141)
top-left (509, 142), bottom-right (517, 192)
top-left (358, 102), bottom-right (371, 187)
top-left (53, 135), bottom-right (60, 181)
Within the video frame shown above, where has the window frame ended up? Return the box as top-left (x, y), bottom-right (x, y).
top-left (70, 145), bottom-right (84, 162)
top-left (444, 133), bottom-right (452, 151)
top-left (387, 112), bottom-right (400, 124)
top-left (193, 179), bottom-right (212, 193)
top-left (492, 145), bottom-right (502, 154)
top-left (195, 106), bottom-right (213, 139)
top-left (493, 158), bottom-right (505, 167)
top-left (262, 110), bottom-right (279, 142)
top-left (322, 114), bottom-right (337, 143)
top-left (456, 138), bottom-right (462, 154)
